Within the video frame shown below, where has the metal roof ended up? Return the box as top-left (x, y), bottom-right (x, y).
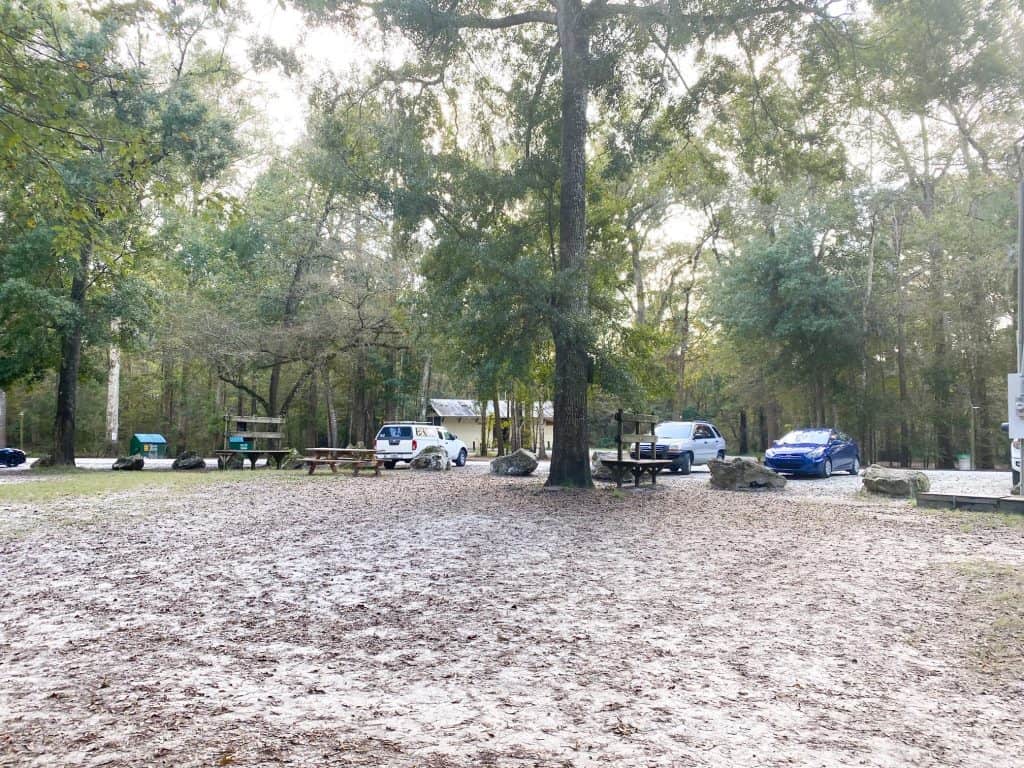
top-left (428, 399), bottom-right (554, 421)
top-left (131, 433), bottom-right (167, 443)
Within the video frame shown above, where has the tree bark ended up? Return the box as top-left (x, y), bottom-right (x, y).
top-left (0, 389), bottom-right (6, 448)
top-left (893, 208), bottom-right (912, 468)
top-left (492, 394), bottom-right (506, 456)
top-left (478, 398), bottom-right (488, 456)
top-left (324, 366), bottom-right (338, 448)
top-left (105, 323), bottom-right (121, 457)
top-left (546, 0), bottom-right (592, 487)
top-left (738, 410), bottom-right (748, 455)
top-left (54, 242), bottom-right (90, 465)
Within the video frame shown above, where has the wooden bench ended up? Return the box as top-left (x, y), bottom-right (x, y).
top-left (303, 448), bottom-right (382, 476)
top-left (217, 414), bottom-right (291, 470)
top-left (601, 410), bottom-right (674, 488)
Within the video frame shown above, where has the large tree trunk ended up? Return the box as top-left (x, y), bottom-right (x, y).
top-left (892, 206), bottom-right (912, 467)
top-left (546, 0), bottom-right (592, 488)
top-left (54, 243), bottom-right (90, 465)
top-left (0, 389), bottom-right (6, 448)
top-left (492, 394), bottom-right (506, 457)
top-left (105, 326), bottom-right (121, 457)
top-left (738, 410), bottom-right (748, 455)
top-left (478, 398), bottom-right (489, 456)
top-left (323, 366), bottom-right (338, 448)
top-left (419, 354), bottom-right (431, 422)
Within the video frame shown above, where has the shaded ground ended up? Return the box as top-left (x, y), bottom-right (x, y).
top-left (1, 470), bottom-right (1022, 767)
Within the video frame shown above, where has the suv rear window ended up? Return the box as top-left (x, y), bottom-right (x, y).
top-left (377, 426), bottom-right (412, 439)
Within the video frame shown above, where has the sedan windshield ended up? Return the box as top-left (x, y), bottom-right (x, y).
top-left (656, 422), bottom-right (693, 439)
top-left (777, 430), bottom-right (830, 446)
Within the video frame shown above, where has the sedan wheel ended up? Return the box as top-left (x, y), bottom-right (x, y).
top-left (849, 456), bottom-right (860, 475)
top-left (820, 458), bottom-right (832, 478)
top-left (456, 448), bottom-right (467, 467)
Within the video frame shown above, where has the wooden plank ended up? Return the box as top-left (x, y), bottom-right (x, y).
top-left (617, 432), bottom-right (658, 443)
top-left (997, 497), bottom-right (1024, 515)
top-left (916, 493), bottom-right (956, 510)
top-left (224, 415), bottom-right (285, 425)
top-left (231, 431), bottom-right (284, 440)
top-left (615, 412), bottom-right (656, 423)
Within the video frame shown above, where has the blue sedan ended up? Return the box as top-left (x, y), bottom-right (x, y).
top-left (763, 428), bottom-right (859, 477)
top-left (0, 447), bottom-right (26, 468)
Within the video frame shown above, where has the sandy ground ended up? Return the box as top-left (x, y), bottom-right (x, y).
top-left (1, 467), bottom-right (1022, 767)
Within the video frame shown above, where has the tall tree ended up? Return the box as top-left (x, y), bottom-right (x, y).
top-left (299, 0), bottom-right (832, 486)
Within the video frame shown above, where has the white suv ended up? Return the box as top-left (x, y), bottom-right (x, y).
top-left (375, 423), bottom-right (468, 468)
top-left (635, 420), bottom-right (727, 474)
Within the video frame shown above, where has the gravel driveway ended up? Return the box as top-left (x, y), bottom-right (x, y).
top-left (1, 468), bottom-right (1022, 767)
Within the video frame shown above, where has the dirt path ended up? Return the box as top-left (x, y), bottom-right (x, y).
top-left (1, 472), bottom-right (1021, 767)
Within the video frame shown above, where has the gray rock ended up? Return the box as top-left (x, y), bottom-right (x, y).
top-left (708, 457), bottom-right (786, 490)
top-left (862, 464), bottom-right (930, 497)
top-left (410, 445), bottom-right (451, 471)
top-left (172, 451), bottom-right (206, 470)
top-left (279, 448), bottom-right (306, 470)
top-left (591, 451), bottom-right (617, 482)
top-left (112, 454), bottom-right (144, 471)
top-left (31, 454), bottom-right (54, 468)
top-left (490, 448), bottom-right (538, 476)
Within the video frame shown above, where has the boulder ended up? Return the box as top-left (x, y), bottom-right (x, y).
top-left (591, 451), bottom-right (617, 482)
top-left (112, 454), bottom-right (144, 471)
top-left (862, 464), bottom-right (929, 497)
top-left (172, 451), bottom-right (206, 471)
top-left (31, 454), bottom-right (54, 469)
top-left (708, 457), bottom-right (786, 490)
top-left (278, 448), bottom-right (306, 470)
top-left (410, 445), bottom-right (451, 471)
top-left (490, 448), bottom-right (539, 477)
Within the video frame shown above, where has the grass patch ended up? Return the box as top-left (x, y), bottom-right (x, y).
top-left (954, 559), bottom-right (1024, 675)
top-left (925, 507), bottom-right (1024, 532)
top-left (0, 468), bottom-right (249, 504)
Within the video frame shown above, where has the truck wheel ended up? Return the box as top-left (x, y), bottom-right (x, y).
top-left (384, 461), bottom-right (397, 469)
top-left (677, 452), bottom-right (692, 475)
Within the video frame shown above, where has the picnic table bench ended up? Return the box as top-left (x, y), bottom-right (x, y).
top-left (601, 410), bottom-right (674, 488)
top-left (303, 447), bottom-right (382, 476)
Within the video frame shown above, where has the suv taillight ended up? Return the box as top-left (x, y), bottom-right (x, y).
top-left (412, 439), bottom-right (417, 451)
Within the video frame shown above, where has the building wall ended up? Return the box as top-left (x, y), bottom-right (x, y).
top-left (440, 417), bottom-right (553, 453)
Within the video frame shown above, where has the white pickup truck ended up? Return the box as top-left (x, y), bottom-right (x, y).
top-left (374, 422), bottom-right (468, 469)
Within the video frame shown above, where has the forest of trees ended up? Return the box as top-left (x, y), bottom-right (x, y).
top-left (1, 0), bottom-right (1022, 484)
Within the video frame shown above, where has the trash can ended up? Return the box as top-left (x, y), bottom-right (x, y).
top-left (130, 433), bottom-right (167, 458)
top-left (228, 435), bottom-right (252, 451)
top-left (956, 453), bottom-right (971, 470)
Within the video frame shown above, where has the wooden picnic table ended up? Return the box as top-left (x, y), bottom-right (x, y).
top-left (303, 447), bottom-right (381, 476)
top-left (600, 457), bottom-right (675, 488)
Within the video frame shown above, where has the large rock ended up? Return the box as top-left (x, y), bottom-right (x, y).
top-left (862, 464), bottom-right (929, 497)
top-left (112, 454), bottom-right (144, 471)
top-left (279, 448), bottom-right (306, 470)
top-left (591, 451), bottom-right (617, 482)
top-left (490, 448), bottom-right (538, 476)
top-left (172, 451), bottom-right (206, 471)
top-left (708, 457), bottom-right (786, 490)
top-left (410, 445), bottom-right (451, 471)
top-left (31, 454), bottom-right (54, 469)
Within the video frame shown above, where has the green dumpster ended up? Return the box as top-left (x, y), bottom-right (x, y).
top-left (130, 433), bottom-right (167, 458)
